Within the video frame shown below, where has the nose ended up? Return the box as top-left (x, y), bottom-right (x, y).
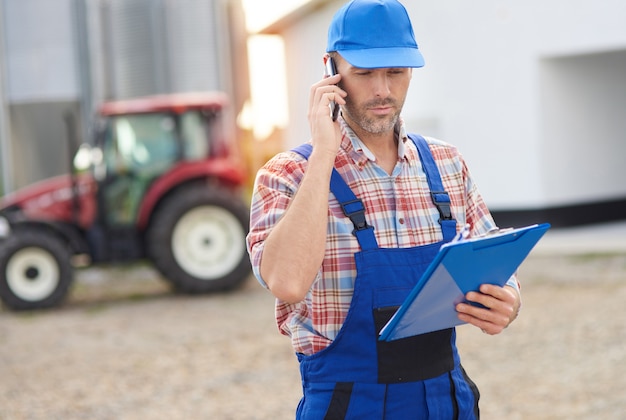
top-left (372, 71), bottom-right (391, 98)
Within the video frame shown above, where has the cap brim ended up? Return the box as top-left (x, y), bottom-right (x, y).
top-left (337, 47), bottom-right (425, 69)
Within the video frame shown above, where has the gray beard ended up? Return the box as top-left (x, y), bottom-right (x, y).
top-left (342, 99), bottom-right (402, 135)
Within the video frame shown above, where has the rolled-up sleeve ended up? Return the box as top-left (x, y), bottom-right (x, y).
top-left (246, 151), bottom-right (307, 288)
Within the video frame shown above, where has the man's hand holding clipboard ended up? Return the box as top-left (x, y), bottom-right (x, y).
top-left (379, 223), bottom-right (551, 341)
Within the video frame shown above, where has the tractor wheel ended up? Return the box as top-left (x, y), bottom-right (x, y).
top-left (0, 228), bottom-right (73, 310)
top-left (147, 184), bottom-right (251, 293)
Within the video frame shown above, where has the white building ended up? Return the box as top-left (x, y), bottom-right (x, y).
top-left (257, 0), bottom-right (626, 227)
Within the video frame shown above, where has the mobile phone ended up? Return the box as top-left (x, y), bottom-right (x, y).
top-left (324, 56), bottom-right (340, 121)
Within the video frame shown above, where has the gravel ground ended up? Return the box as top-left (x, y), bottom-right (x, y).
top-left (1, 253), bottom-right (625, 419)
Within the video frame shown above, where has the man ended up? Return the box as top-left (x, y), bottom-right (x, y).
top-left (247, 0), bottom-right (521, 418)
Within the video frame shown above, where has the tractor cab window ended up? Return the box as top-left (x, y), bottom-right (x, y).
top-left (101, 113), bottom-right (178, 225)
top-left (180, 111), bottom-right (210, 160)
top-left (105, 113), bottom-right (178, 176)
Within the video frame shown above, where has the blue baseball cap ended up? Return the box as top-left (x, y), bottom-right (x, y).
top-left (326, 0), bottom-right (424, 69)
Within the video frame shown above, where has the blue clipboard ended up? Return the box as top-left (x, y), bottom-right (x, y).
top-left (378, 223), bottom-right (551, 341)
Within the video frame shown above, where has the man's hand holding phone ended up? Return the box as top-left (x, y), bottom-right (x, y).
top-left (308, 55), bottom-right (346, 158)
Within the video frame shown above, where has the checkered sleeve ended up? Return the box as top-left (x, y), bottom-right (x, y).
top-left (246, 150), bottom-right (308, 288)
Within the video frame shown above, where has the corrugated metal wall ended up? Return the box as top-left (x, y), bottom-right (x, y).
top-left (98, 0), bottom-right (224, 99)
top-left (164, 0), bottom-right (223, 93)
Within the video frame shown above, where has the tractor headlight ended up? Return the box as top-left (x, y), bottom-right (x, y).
top-left (0, 216), bottom-right (10, 238)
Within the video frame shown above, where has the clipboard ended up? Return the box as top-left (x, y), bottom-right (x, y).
top-left (378, 223), bottom-right (551, 341)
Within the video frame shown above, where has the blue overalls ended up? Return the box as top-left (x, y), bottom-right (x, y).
top-left (292, 135), bottom-right (480, 419)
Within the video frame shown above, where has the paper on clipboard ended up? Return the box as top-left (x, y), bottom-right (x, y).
top-left (378, 223), bottom-right (551, 341)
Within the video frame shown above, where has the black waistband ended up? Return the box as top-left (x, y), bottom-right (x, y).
top-left (374, 306), bottom-right (455, 383)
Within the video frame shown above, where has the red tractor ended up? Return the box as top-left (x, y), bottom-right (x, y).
top-left (0, 92), bottom-right (251, 310)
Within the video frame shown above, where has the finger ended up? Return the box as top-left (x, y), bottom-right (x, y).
top-left (315, 91), bottom-right (346, 122)
top-left (469, 284), bottom-right (517, 310)
top-left (464, 291), bottom-right (500, 311)
top-left (312, 92), bottom-right (337, 121)
top-left (309, 79), bottom-right (332, 114)
top-left (309, 83), bottom-right (344, 118)
top-left (464, 293), bottom-right (515, 325)
top-left (459, 315), bottom-right (498, 335)
top-left (457, 299), bottom-right (511, 329)
top-left (479, 284), bottom-right (515, 302)
top-left (457, 308), bottom-right (508, 335)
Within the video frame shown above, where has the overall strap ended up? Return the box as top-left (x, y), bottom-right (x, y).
top-left (407, 134), bottom-right (457, 241)
top-left (291, 144), bottom-right (378, 250)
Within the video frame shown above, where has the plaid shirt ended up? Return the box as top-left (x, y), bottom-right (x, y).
top-left (247, 118), bottom-right (516, 355)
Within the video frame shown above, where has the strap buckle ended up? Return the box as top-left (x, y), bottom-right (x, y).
top-left (340, 199), bottom-right (372, 232)
top-left (430, 191), bottom-right (453, 221)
